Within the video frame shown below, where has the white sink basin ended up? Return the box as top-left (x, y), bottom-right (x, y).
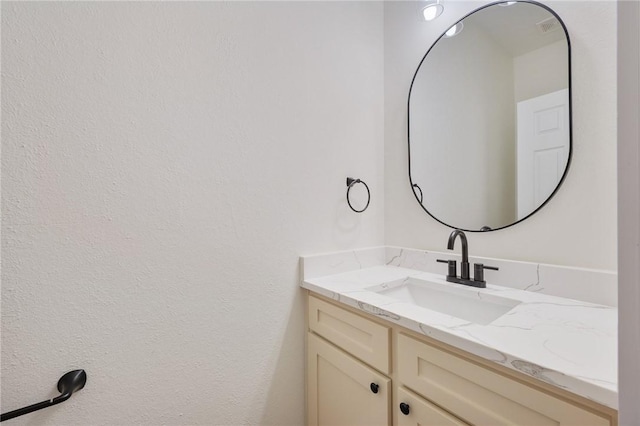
top-left (367, 277), bottom-right (521, 325)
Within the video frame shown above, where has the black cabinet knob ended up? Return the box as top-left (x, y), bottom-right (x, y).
top-left (399, 402), bottom-right (410, 415)
top-left (370, 383), bottom-right (379, 394)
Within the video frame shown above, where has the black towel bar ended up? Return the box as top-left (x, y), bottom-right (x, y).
top-left (0, 369), bottom-right (87, 422)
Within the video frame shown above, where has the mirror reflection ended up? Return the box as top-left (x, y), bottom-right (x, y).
top-left (409, 1), bottom-right (571, 231)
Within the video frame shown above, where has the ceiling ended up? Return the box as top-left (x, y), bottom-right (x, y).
top-left (464, 2), bottom-right (567, 57)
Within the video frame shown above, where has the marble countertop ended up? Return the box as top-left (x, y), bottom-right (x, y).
top-left (302, 264), bottom-right (617, 409)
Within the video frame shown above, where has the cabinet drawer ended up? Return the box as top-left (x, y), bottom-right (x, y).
top-left (308, 295), bottom-right (390, 374)
top-left (396, 386), bottom-right (469, 426)
top-left (397, 333), bottom-right (611, 426)
top-left (308, 332), bottom-right (391, 426)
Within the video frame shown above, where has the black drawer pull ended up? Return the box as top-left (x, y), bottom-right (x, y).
top-left (400, 402), bottom-right (410, 415)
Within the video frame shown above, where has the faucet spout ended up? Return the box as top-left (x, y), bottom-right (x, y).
top-left (447, 229), bottom-right (468, 262)
top-left (438, 229), bottom-right (499, 288)
top-left (447, 230), bottom-right (470, 279)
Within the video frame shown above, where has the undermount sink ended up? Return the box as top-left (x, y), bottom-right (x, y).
top-left (367, 277), bottom-right (521, 325)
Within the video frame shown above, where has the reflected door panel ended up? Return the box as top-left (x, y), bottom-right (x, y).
top-left (516, 89), bottom-right (570, 219)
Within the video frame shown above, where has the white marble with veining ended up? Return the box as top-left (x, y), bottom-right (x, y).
top-left (301, 247), bottom-right (618, 409)
top-left (382, 246), bottom-right (617, 306)
top-left (300, 247), bottom-right (385, 280)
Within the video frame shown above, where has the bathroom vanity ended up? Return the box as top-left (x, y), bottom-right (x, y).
top-left (301, 247), bottom-right (618, 425)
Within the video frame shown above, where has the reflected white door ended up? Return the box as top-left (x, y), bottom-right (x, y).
top-left (516, 89), bottom-right (569, 220)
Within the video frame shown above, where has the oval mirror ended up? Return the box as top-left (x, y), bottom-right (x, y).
top-left (408, 1), bottom-right (571, 232)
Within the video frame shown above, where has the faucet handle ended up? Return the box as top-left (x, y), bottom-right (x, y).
top-left (437, 259), bottom-right (457, 279)
top-left (473, 263), bottom-right (499, 283)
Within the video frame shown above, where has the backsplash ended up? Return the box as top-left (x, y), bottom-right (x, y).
top-left (301, 246), bottom-right (617, 307)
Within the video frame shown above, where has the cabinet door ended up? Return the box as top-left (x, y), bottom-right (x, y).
top-left (308, 332), bottom-right (391, 426)
top-left (396, 386), bottom-right (469, 426)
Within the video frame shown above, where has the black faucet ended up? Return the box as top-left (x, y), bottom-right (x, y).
top-left (437, 229), bottom-right (499, 288)
top-left (448, 229), bottom-right (470, 280)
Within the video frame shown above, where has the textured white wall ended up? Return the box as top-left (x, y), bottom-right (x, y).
top-left (1, 2), bottom-right (383, 424)
top-left (385, 0), bottom-right (617, 270)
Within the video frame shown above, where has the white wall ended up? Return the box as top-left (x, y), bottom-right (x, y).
top-left (410, 21), bottom-right (516, 230)
top-left (385, 0), bottom-right (617, 270)
top-left (0, 2), bottom-right (383, 424)
top-left (514, 40), bottom-right (569, 103)
top-left (617, 0), bottom-right (640, 423)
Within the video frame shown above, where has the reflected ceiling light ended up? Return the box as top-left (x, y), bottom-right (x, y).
top-left (422, 1), bottom-right (444, 21)
top-left (444, 22), bottom-right (464, 37)
top-left (498, 1), bottom-right (517, 6)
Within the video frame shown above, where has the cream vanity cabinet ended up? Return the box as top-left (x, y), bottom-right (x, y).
top-left (306, 293), bottom-right (618, 426)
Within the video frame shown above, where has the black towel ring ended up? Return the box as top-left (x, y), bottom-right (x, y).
top-left (346, 177), bottom-right (370, 213)
top-left (412, 183), bottom-right (423, 204)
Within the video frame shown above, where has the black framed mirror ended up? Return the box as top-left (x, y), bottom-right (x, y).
top-left (408, 1), bottom-right (571, 232)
